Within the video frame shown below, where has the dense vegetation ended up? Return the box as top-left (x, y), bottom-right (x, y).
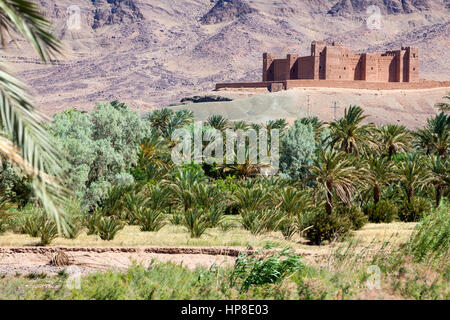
top-left (0, 101), bottom-right (448, 247)
top-left (1, 203), bottom-right (448, 300)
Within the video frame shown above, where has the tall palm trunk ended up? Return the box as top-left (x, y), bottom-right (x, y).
top-left (407, 186), bottom-right (414, 202)
top-left (325, 180), bottom-right (333, 215)
top-left (435, 185), bottom-right (442, 207)
top-left (373, 184), bottom-right (380, 204)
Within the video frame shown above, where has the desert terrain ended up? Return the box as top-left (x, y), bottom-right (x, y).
top-left (1, 0), bottom-right (448, 118)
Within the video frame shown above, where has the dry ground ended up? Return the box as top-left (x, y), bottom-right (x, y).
top-left (0, 222), bottom-right (416, 275)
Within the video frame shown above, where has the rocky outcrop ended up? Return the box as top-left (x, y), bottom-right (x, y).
top-left (92, 0), bottom-right (144, 29)
top-left (201, 0), bottom-right (256, 24)
top-left (328, 0), bottom-right (433, 16)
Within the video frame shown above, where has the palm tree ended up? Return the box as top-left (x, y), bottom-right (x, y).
top-left (147, 108), bottom-right (173, 132)
top-left (378, 125), bottom-right (411, 160)
top-left (428, 156), bottom-right (449, 207)
top-left (273, 187), bottom-right (314, 239)
top-left (265, 118), bottom-right (288, 133)
top-left (396, 154), bottom-right (431, 202)
top-left (414, 113), bottom-right (449, 157)
top-left (0, 1), bottom-right (70, 231)
top-left (328, 105), bottom-right (377, 156)
top-left (366, 154), bottom-right (397, 204)
top-left (435, 93), bottom-right (450, 112)
top-left (169, 167), bottom-right (206, 212)
top-left (232, 120), bottom-right (249, 131)
top-left (207, 115), bottom-right (230, 132)
top-left (310, 149), bottom-right (365, 215)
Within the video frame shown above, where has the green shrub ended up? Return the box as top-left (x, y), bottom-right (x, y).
top-left (20, 207), bottom-right (44, 237)
top-left (241, 209), bottom-right (282, 235)
top-left (168, 211), bottom-right (183, 226)
top-left (335, 205), bottom-right (367, 230)
top-left (407, 202), bottom-right (449, 265)
top-left (19, 206), bottom-right (59, 245)
top-left (206, 206), bottom-right (225, 228)
top-left (279, 220), bottom-right (297, 240)
top-left (363, 200), bottom-right (397, 223)
top-left (0, 198), bottom-right (14, 234)
top-left (96, 217), bottom-right (124, 241)
top-left (230, 247), bottom-right (303, 292)
top-left (304, 211), bottom-right (353, 245)
top-left (39, 220), bottom-right (58, 246)
top-left (398, 197), bottom-right (431, 222)
top-left (83, 211), bottom-right (102, 235)
top-left (133, 207), bottom-right (166, 232)
top-left (183, 208), bottom-right (209, 238)
top-left (64, 218), bottom-right (83, 239)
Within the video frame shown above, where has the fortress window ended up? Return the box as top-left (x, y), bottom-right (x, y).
top-left (413, 68), bottom-right (416, 71)
top-left (344, 67), bottom-right (347, 70)
top-left (371, 67), bottom-right (374, 70)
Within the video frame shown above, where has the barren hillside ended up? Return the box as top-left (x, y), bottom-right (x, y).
top-left (1, 0), bottom-right (449, 115)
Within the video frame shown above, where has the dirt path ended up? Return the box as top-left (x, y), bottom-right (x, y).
top-left (0, 246), bottom-right (322, 276)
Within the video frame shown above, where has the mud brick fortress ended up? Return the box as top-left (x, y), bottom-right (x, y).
top-left (216, 41), bottom-right (449, 91)
top-left (263, 41), bottom-right (418, 83)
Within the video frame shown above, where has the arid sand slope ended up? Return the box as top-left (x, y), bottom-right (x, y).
top-left (173, 87), bottom-right (449, 128)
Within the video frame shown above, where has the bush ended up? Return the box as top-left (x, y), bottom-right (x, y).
top-left (363, 200), bottom-right (397, 223)
top-left (64, 218), bottom-right (83, 239)
top-left (304, 211), bottom-right (353, 245)
top-left (19, 206), bottom-right (59, 245)
top-left (83, 211), bottom-right (102, 235)
top-left (206, 206), bottom-right (225, 228)
top-left (169, 211), bottom-right (183, 226)
top-left (241, 209), bottom-right (282, 235)
top-left (133, 207), bottom-right (166, 232)
top-left (96, 217), bottom-right (124, 241)
top-left (39, 220), bottom-right (58, 246)
top-left (335, 205), bottom-right (367, 230)
top-left (280, 121), bottom-right (316, 180)
top-left (407, 202), bottom-right (449, 265)
top-left (229, 247), bottom-right (303, 292)
top-left (20, 206), bottom-right (45, 237)
top-left (0, 198), bottom-right (14, 234)
top-left (398, 197), bottom-right (431, 222)
top-left (183, 208), bottom-right (209, 238)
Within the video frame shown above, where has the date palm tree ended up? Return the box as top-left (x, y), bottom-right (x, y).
top-left (0, 0), bottom-right (69, 232)
top-left (428, 156), bottom-right (449, 207)
top-left (366, 154), bottom-right (397, 204)
top-left (396, 154), bottom-right (431, 202)
top-left (378, 124), bottom-right (412, 160)
top-left (328, 105), bottom-right (377, 156)
top-left (207, 114), bottom-right (230, 132)
top-left (309, 149), bottom-right (365, 215)
top-left (272, 187), bottom-right (314, 239)
top-left (232, 120), bottom-right (249, 131)
top-left (414, 113), bottom-right (449, 157)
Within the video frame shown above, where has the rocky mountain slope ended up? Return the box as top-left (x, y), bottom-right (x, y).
top-left (2, 0), bottom-right (449, 115)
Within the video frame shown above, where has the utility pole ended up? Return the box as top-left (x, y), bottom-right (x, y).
top-left (307, 95), bottom-right (311, 117)
top-left (332, 101), bottom-right (340, 120)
